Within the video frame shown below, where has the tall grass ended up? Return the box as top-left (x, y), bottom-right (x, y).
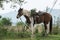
top-left (0, 25), bottom-right (60, 39)
top-left (0, 26), bottom-right (31, 39)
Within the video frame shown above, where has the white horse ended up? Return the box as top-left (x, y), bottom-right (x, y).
top-left (16, 8), bottom-right (34, 36)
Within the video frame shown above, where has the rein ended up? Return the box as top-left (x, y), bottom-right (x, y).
top-left (19, 16), bottom-right (29, 30)
top-left (20, 17), bottom-right (28, 25)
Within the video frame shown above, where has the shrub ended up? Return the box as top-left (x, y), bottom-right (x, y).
top-left (0, 28), bottom-right (8, 37)
top-left (18, 31), bottom-right (31, 38)
top-left (0, 18), bottom-right (12, 26)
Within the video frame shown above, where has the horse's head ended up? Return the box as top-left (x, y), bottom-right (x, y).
top-left (16, 8), bottom-right (23, 18)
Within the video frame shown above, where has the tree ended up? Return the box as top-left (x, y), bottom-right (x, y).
top-left (0, 0), bottom-right (3, 7)
top-left (0, 18), bottom-right (12, 26)
top-left (0, 0), bottom-right (26, 10)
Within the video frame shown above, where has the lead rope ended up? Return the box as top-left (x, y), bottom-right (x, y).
top-left (20, 17), bottom-right (29, 31)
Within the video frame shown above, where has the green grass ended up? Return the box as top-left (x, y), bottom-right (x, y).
top-left (0, 26), bottom-right (60, 40)
top-left (1, 35), bottom-right (60, 40)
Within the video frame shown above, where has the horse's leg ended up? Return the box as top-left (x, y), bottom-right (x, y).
top-left (43, 23), bottom-right (48, 36)
top-left (30, 17), bottom-right (34, 38)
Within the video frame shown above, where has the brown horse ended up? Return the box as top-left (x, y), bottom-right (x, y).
top-left (16, 8), bottom-right (53, 35)
top-left (32, 12), bottom-right (52, 34)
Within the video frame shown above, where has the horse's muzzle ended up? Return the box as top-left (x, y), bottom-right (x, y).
top-left (16, 16), bottom-right (19, 19)
top-left (17, 17), bottom-right (18, 19)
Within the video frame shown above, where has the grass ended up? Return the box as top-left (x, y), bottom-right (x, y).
top-left (0, 26), bottom-right (60, 40)
top-left (0, 34), bottom-right (60, 40)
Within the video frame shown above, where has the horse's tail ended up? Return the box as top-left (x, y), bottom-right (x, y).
top-left (49, 16), bottom-right (52, 34)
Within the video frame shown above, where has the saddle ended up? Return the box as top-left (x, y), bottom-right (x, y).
top-left (33, 13), bottom-right (41, 23)
top-left (33, 11), bottom-right (46, 23)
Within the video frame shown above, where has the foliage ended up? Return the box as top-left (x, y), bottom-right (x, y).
top-left (0, 26), bottom-right (31, 38)
top-left (0, 0), bottom-right (26, 9)
top-left (10, 0), bottom-right (25, 8)
top-left (34, 28), bottom-right (38, 34)
top-left (16, 21), bottom-right (30, 33)
top-left (6, 29), bottom-right (17, 38)
top-left (18, 31), bottom-right (31, 38)
top-left (16, 22), bottom-right (24, 26)
top-left (0, 18), bottom-right (12, 26)
top-left (0, 1), bottom-right (3, 8)
top-left (0, 0), bottom-right (3, 1)
top-left (0, 20), bottom-right (3, 26)
top-left (0, 27), bottom-right (8, 38)
top-left (0, 25), bottom-right (60, 39)
top-left (0, 27), bottom-right (17, 38)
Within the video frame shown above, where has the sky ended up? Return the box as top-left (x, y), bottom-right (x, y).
top-left (0, 0), bottom-right (60, 15)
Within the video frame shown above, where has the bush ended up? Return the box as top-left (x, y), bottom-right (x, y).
top-left (16, 22), bottom-right (24, 26)
top-left (34, 28), bottom-right (38, 34)
top-left (0, 28), bottom-right (8, 37)
top-left (6, 29), bottom-right (17, 38)
top-left (0, 28), bottom-right (17, 38)
top-left (0, 18), bottom-right (12, 26)
top-left (0, 26), bottom-right (31, 38)
top-left (18, 31), bottom-right (31, 38)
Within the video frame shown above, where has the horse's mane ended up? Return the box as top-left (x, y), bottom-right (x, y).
top-left (22, 9), bottom-right (31, 17)
top-left (24, 15), bottom-right (31, 24)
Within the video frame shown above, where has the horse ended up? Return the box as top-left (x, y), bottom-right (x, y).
top-left (16, 8), bottom-right (53, 36)
top-left (32, 12), bottom-right (52, 34)
top-left (16, 8), bottom-right (31, 31)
